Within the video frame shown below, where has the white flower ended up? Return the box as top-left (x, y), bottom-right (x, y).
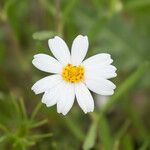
top-left (31, 35), bottom-right (117, 115)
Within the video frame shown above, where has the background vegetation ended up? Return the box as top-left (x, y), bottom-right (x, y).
top-left (0, 0), bottom-right (150, 149)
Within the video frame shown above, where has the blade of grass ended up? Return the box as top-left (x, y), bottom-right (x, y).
top-left (0, 123), bottom-right (9, 133)
top-left (122, 134), bottom-right (134, 150)
top-left (99, 113), bottom-right (113, 150)
top-left (11, 93), bottom-right (21, 119)
top-left (4, 0), bottom-right (16, 14)
top-left (115, 121), bottom-right (130, 140)
top-left (139, 141), bottom-right (149, 150)
top-left (64, 117), bottom-right (85, 142)
top-left (30, 133), bottom-right (52, 140)
top-left (39, 0), bottom-right (55, 15)
top-left (30, 119), bottom-right (48, 129)
top-left (88, 16), bottom-right (108, 42)
top-left (124, 98), bottom-right (150, 142)
top-left (83, 113), bottom-right (98, 150)
top-left (125, 0), bottom-right (150, 10)
top-left (62, 0), bottom-right (80, 25)
top-left (19, 98), bottom-right (27, 120)
top-left (31, 102), bottom-right (42, 120)
top-left (113, 121), bottom-right (130, 150)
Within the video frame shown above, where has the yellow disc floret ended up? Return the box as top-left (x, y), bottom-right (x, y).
top-left (62, 64), bottom-right (84, 83)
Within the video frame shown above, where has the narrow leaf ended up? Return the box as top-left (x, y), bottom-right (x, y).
top-left (30, 119), bottom-right (48, 129)
top-left (64, 117), bottom-right (85, 141)
top-left (19, 98), bottom-right (28, 119)
top-left (99, 113), bottom-right (113, 150)
top-left (30, 133), bottom-right (52, 140)
top-left (125, 0), bottom-right (150, 10)
top-left (32, 31), bottom-right (55, 40)
top-left (31, 102), bottom-right (42, 120)
top-left (83, 114), bottom-right (98, 150)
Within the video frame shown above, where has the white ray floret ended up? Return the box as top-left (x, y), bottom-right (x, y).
top-left (32, 35), bottom-right (117, 115)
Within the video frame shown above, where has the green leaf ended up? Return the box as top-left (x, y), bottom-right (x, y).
top-left (30, 133), bottom-right (52, 140)
top-left (125, 0), bottom-right (150, 10)
top-left (83, 114), bottom-right (98, 150)
top-left (11, 94), bottom-right (21, 119)
top-left (99, 113), bottom-right (113, 150)
top-left (113, 121), bottom-right (130, 150)
top-left (32, 31), bottom-right (55, 40)
top-left (30, 119), bottom-right (48, 129)
top-left (31, 102), bottom-right (42, 120)
top-left (4, 0), bottom-right (16, 13)
top-left (0, 135), bottom-right (7, 143)
top-left (122, 134), bottom-right (134, 150)
top-left (39, 0), bottom-right (55, 15)
top-left (115, 121), bottom-right (130, 140)
top-left (64, 117), bottom-right (85, 141)
top-left (19, 98), bottom-right (28, 120)
top-left (124, 97), bottom-right (150, 142)
top-left (62, 0), bottom-right (80, 25)
top-left (88, 16), bottom-right (108, 42)
top-left (139, 141), bottom-right (149, 150)
top-left (0, 123), bottom-right (9, 133)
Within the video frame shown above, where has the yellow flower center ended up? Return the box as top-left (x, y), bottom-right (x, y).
top-left (62, 64), bottom-right (84, 83)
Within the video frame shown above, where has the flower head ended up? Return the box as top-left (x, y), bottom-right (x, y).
top-left (32, 35), bottom-right (117, 115)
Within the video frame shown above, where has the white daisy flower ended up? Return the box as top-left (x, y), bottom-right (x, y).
top-left (32, 35), bottom-right (117, 115)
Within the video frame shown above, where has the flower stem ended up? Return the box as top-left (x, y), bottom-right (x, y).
top-left (31, 102), bottom-right (42, 120)
top-left (55, 0), bottom-right (63, 35)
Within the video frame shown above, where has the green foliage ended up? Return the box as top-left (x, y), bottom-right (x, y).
top-left (64, 117), bottom-right (85, 141)
top-left (83, 113), bottom-right (98, 150)
top-left (0, 0), bottom-right (150, 149)
top-left (0, 95), bottom-right (52, 150)
top-left (125, 0), bottom-right (150, 10)
top-left (32, 31), bottom-right (55, 40)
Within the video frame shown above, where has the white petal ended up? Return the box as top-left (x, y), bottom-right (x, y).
top-left (32, 54), bottom-right (62, 73)
top-left (48, 36), bottom-right (70, 65)
top-left (75, 83), bottom-right (94, 113)
top-left (85, 65), bottom-right (117, 79)
top-left (57, 82), bottom-right (75, 115)
top-left (85, 77), bottom-right (116, 96)
top-left (83, 53), bottom-right (113, 67)
top-left (71, 35), bottom-right (89, 66)
top-left (31, 75), bottom-right (62, 94)
top-left (42, 82), bottom-right (63, 107)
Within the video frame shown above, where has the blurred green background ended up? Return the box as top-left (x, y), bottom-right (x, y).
top-left (0, 0), bottom-right (150, 149)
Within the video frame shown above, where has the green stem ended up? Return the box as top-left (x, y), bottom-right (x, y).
top-left (31, 102), bottom-right (42, 120)
top-left (55, 0), bottom-right (63, 35)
